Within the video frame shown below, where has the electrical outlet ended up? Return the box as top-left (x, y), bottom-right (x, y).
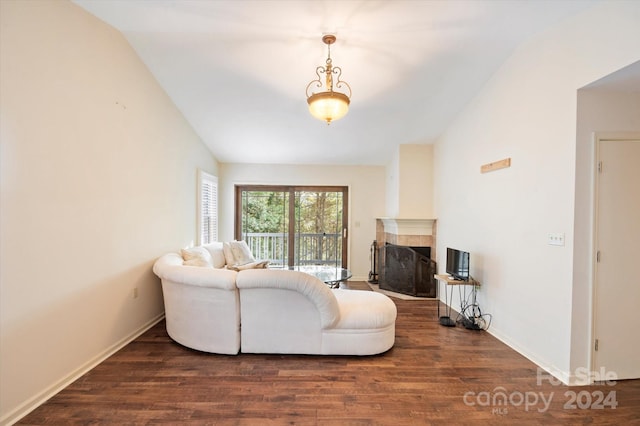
top-left (133, 287), bottom-right (139, 299)
top-left (547, 233), bottom-right (565, 246)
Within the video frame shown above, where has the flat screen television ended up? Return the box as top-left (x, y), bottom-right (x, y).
top-left (446, 247), bottom-right (470, 281)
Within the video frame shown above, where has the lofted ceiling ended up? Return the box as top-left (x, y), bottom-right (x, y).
top-left (73, 0), bottom-right (598, 166)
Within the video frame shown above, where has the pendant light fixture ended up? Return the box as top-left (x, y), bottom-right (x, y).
top-left (306, 34), bottom-right (352, 124)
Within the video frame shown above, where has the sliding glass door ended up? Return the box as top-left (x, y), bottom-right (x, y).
top-left (236, 188), bottom-right (290, 266)
top-left (235, 186), bottom-right (348, 268)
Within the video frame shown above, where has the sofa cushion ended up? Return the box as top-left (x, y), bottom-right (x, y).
top-left (203, 242), bottom-right (226, 268)
top-left (237, 269), bottom-right (340, 329)
top-left (332, 290), bottom-right (397, 329)
top-left (153, 253), bottom-right (238, 290)
top-left (180, 246), bottom-right (213, 267)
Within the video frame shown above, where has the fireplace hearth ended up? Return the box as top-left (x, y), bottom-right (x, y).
top-left (379, 243), bottom-right (437, 298)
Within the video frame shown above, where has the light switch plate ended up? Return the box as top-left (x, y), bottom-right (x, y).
top-left (548, 233), bottom-right (565, 246)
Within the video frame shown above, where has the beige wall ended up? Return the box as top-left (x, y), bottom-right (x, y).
top-left (385, 144), bottom-right (434, 218)
top-left (385, 149), bottom-right (400, 218)
top-left (398, 144), bottom-right (434, 218)
top-left (0, 1), bottom-right (218, 423)
top-left (434, 1), bottom-right (640, 384)
top-left (219, 163), bottom-right (386, 280)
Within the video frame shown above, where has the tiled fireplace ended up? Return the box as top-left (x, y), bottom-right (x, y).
top-left (375, 218), bottom-right (436, 253)
top-left (375, 218), bottom-right (437, 298)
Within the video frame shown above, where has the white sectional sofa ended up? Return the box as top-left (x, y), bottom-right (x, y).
top-left (152, 243), bottom-right (397, 356)
top-left (153, 251), bottom-right (241, 355)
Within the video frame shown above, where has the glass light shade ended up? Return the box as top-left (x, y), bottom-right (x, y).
top-left (307, 91), bottom-right (350, 124)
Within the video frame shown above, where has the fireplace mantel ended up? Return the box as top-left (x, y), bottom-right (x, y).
top-left (378, 218), bottom-right (436, 236)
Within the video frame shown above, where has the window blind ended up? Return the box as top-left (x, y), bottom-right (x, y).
top-left (198, 170), bottom-right (218, 245)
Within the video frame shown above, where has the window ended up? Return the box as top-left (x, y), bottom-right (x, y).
top-left (198, 170), bottom-right (218, 245)
top-left (235, 185), bottom-right (348, 268)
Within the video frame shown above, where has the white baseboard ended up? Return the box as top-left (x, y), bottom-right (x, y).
top-left (350, 274), bottom-right (368, 282)
top-left (1, 313), bottom-right (165, 426)
top-left (486, 325), bottom-right (571, 386)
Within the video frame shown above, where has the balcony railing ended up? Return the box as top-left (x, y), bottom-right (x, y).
top-left (244, 232), bottom-right (341, 267)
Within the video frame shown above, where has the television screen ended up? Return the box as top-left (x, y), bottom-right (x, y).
top-left (446, 248), bottom-right (470, 281)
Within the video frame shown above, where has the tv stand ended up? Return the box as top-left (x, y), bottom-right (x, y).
top-left (434, 274), bottom-right (480, 328)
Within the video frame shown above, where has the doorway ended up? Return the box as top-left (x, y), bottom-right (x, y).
top-left (593, 135), bottom-right (640, 380)
top-left (235, 185), bottom-right (348, 268)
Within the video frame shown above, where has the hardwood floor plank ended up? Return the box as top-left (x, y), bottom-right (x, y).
top-left (18, 283), bottom-right (640, 425)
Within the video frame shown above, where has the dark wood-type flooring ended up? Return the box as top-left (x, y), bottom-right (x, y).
top-left (19, 282), bottom-right (640, 425)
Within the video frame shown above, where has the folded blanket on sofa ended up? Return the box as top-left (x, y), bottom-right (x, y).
top-left (226, 260), bottom-right (270, 271)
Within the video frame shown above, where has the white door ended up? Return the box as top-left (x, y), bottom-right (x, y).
top-left (593, 136), bottom-right (640, 380)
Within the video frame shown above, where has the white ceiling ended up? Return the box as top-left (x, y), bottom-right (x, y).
top-left (73, 0), bottom-right (600, 166)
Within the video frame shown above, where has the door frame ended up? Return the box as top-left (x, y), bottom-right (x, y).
top-left (590, 132), bottom-right (640, 379)
top-left (234, 185), bottom-right (349, 268)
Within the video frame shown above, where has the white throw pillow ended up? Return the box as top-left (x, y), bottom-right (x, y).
top-left (203, 242), bottom-right (226, 268)
top-left (181, 247), bottom-right (213, 267)
top-left (229, 240), bottom-right (255, 266)
top-left (222, 242), bottom-right (236, 266)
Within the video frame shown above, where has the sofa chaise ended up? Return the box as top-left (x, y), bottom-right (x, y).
top-left (152, 243), bottom-right (397, 356)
